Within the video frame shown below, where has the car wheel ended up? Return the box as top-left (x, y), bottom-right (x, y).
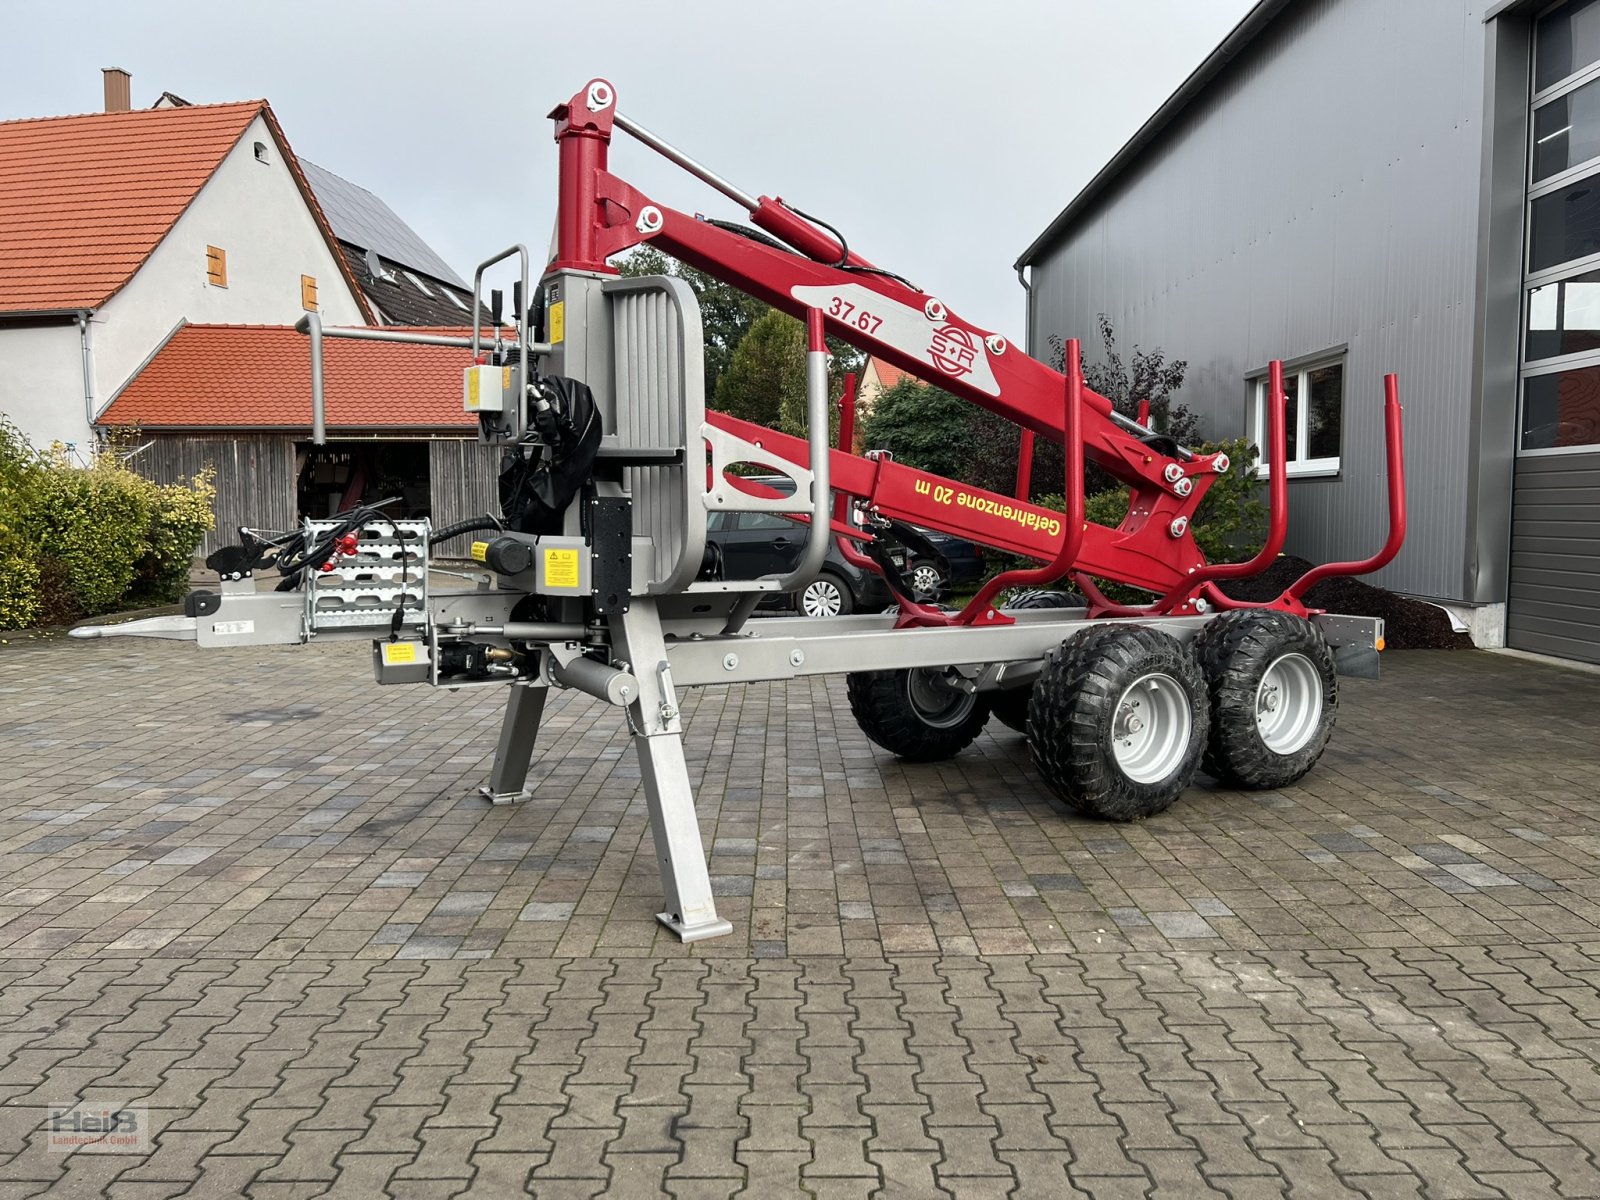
top-left (910, 563), bottom-right (944, 596)
top-left (799, 573), bottom-right (853, 617)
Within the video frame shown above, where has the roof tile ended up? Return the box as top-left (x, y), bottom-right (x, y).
top-left (0, 102), bottom-right (265, 313)
top-left (98, 323), bottom-right (481, 430)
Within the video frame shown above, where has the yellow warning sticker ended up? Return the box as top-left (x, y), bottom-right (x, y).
top-left (466, 371), bottom-right (480, 409)
top-left (548, 300), bottom-right (565, 344)
top-left (544, 547), bottom-right (580, 590)
top-left (470, 541), bottom-right (489, 563)
top-left (502, 365), bottom-right (512, 389)
top-left (382, 642), bottom-right (418, 664)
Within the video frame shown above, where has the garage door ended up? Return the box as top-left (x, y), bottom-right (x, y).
top-left (1510, 3), bottom-right (1600, 665)
top-left (1507, 451), bottom-right (1600, 664)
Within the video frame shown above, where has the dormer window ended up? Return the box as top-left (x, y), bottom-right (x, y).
top-left (253, 141), bottom-right (269, 164)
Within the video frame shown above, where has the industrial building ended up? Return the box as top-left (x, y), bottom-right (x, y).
top-left (1020, 0), bottom-right (1600, 664)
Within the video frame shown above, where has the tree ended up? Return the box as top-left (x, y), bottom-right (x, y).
top-left (613, 246), bottom-right (767, 403)
top-left (857, 377), bottom-right (974, 481)
top-left (713, 310), bottom-right (805, 429)
top-left (1049, 313), bottom-right (1200, 446)
top-left (966, 314), bottom-right (1205, 502)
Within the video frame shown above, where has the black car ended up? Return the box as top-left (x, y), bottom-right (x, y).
top-left (706, 509), bottom-right (893, 615)
top-left (905, 527), bottom-right (985, 599)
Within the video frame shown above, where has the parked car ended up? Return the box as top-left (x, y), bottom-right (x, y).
top-left (905, 527), bottom-right (985, 599)
top-left (705, 509), bottom-right (893, 615)
top-left (705, 475), bottom-right (984, 612)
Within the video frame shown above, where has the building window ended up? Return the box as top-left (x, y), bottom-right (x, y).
top-left (300, 275), bottom-right (318, 312)
top-left (1526, 269), bottom-right (1600, 359)
top-left (1519, 1), bottom-right (1600, 455)
top-left (253, 140), bottom-right (269, 164)
top-left (205, 245), bottom-right (227, 287)
top-left (1536, 0), bottom-right (1600, 94)
top-left (1528, 169), bottom-right (1600, 272)
top-left (1532, 75), bottom-right (1600, 182)
top-left (1249, 357), bottom-right (1344, 478)
top-left (1522, 363), bottom-right (1600, 450)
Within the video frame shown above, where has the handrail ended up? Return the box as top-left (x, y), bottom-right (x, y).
top-left (470, 244), bottom-right (531, 434)
top-left (1284, 374), bottom-right (1405, 601)
top-left (293, 316), bottom-right (550, 449)
top-left (954, 337), bottom-right (1087, 625)
top-left (771, 309), bottom-right (833, 594)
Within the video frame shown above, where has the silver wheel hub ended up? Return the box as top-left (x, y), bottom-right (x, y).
top-left (905, 668), bottom-right (977, 729)
top-left (912, 565), bottom-right (941, 593)
top-left (801, 580), bottom-right (842, 617)
top-left (1111, 673), bottom-right (1191, 784)
top-left (1255, 653), bottom-right (1322, 754)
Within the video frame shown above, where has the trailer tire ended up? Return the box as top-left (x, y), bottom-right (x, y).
top-left (847, 668), bottom-right (989, 762)
top-left (1027, 625), bottom-right (1207, 821)
top-left (990, 690), bottom-right (1030, 734)
top-left (1007, 588), bottom-right (1085, 610)
top-left (1193, 611), bottom-right (1337, 790)
top-left (988, 590), bottom-right (1087, 734)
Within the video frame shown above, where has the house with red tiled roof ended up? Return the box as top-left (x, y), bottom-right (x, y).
top-left (0, 71), bottom-right (372, 453)
top-left (0, 70), bottom-right (502, 554)
top-left (855, 356), bottom-right (917, 411)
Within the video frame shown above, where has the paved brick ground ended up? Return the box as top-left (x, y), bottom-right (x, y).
top-left (0, 638), bottom-right (1597, 1196)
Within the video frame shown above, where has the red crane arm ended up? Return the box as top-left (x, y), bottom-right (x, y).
top-left (543, 79), bottom-right (1404, 619)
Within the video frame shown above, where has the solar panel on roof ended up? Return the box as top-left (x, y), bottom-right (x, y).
top-left (300, 158), bottom-right (466, 288)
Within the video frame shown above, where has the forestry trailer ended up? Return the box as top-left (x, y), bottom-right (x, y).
top-left (74, 79), bottom-right (1406, 943)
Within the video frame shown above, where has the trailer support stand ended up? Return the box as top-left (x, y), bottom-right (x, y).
top-left (481, 681), bottom-right (548, 804)
top-left (612, 599), bottom-right (732, 943)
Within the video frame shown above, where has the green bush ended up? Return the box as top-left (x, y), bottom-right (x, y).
top-left (0, 420), bottom-right (216, 631)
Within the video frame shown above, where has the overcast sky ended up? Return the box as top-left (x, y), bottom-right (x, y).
top-left (4, 0), bottom-right (1254, 337)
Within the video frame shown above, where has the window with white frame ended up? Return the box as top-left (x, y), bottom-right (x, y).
top-left (1248, 357), bottom-right (1344, 477)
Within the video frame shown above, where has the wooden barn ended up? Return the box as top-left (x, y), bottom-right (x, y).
top-left (97, 321), bottom-right (501, 557)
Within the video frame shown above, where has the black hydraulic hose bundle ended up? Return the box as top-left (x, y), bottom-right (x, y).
top-left (499, 375), bottom-right (602, 535)
top-left (428, 514), bottom-right (503, 547)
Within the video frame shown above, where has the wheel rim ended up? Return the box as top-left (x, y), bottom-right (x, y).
top-left (1255, 653), bottom-right (1323, 754)
top-left (1110, 672), bottom-right (1192, 784)
top-left (912, 564), bottom-right (942, 594)
top-left (801, 579), bottom-right (843, 617)
top-left (905, 668), bottom-right (978, 729)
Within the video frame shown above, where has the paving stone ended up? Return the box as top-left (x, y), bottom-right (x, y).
top-left (2, 641), bottom-right (1599, 1198)
top-left (1149, 912), bottom-right (1219, 940)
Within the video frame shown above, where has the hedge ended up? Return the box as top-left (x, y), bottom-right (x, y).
top-left (0, 421), bottom-right (215, 631)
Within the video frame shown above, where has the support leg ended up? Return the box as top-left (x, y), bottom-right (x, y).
top-left (480, 681), bottom-right (547, 805)
top-left (611, 600), bottom-right (732, 943)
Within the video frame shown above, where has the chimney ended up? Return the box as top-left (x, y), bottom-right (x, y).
top-left (102, 68), bottom-right (131, 113)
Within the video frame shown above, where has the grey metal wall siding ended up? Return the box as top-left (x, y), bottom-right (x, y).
top-left (131, 434), bottom-right (297, 557)
top-left (427, 438), bottom-right (503, 558)
top-left (1029, 0), bottom-right (1489, 602)
top-left (1507, 452), bottom-right (1600, 663)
